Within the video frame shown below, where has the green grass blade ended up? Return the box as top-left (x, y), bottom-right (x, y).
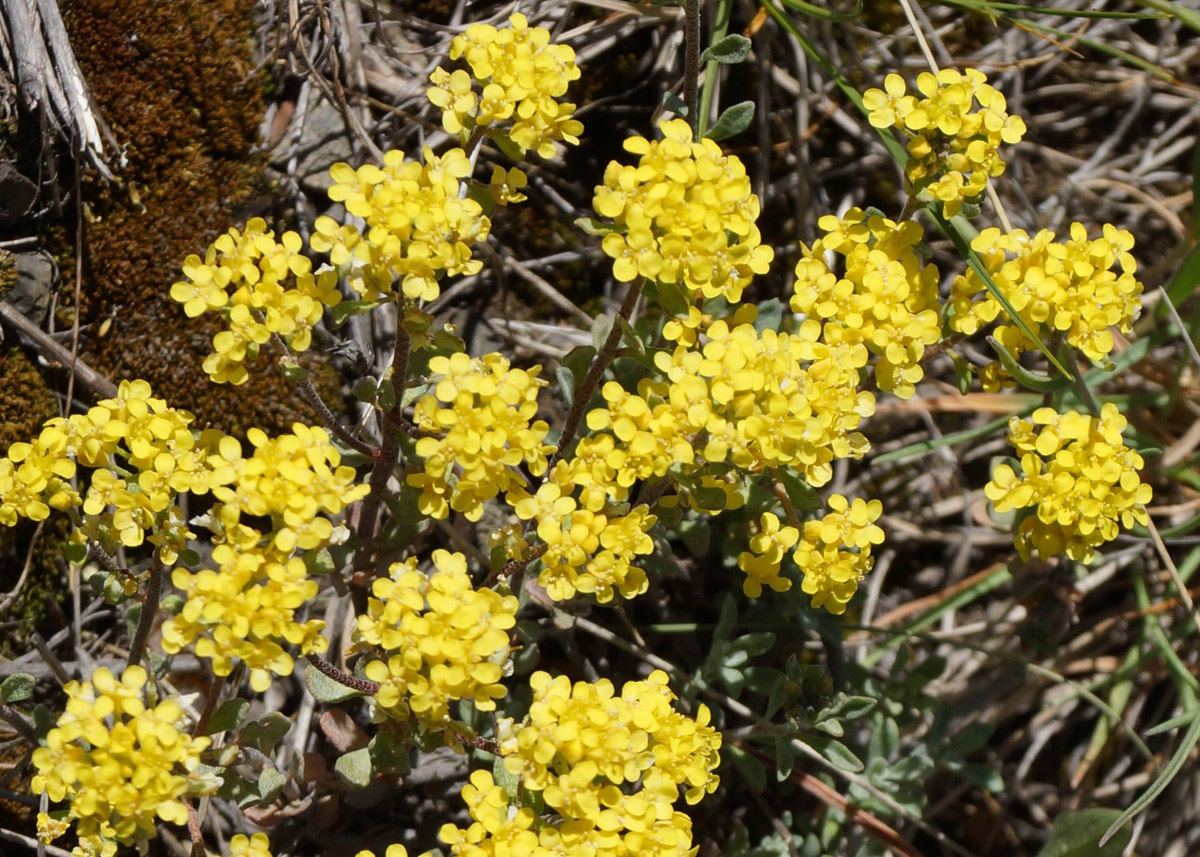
top-left (1130, 0), bottom-right (1200, 34)
top-left (933, 0), bottom-right (1164, 18)
top-left (1101, 710), bottom-right (1200, 846)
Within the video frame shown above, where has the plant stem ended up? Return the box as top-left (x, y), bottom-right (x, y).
top-left (549, 280), bottom-right (643, 472)
top-left (192, 673), bottom-right (227, 738)
top-left (697, 0), bottom-right (732, 138)
top-left (126, 559), bottom-right (163, 668)
top-left (1064, 345), bottom-right (1101, 417)
top-left (484, 543), bottom-right (548, 590)
top-left (297, 374), bottom-right (379, 458)
top-left (351, 316), bottom-right (413, 607)
top-left (306, 653), bottom-right (380, 694)
top-left (0, 703), bottom-right (35, 744)
top-left (186, 799), bottom-right (208, 857)
top-left (684, 0), bottom-right (701, 128)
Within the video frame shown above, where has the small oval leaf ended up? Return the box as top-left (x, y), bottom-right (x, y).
top-left (706, 101), bottom-right (755, 142)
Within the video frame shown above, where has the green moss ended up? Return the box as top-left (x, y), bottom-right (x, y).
top-left (56, 0), bottom-right (328, 436)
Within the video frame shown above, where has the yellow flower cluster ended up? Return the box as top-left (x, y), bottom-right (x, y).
top-left (791, 209), bottom-right (942, 399)
top-left (409, 351), bottom-right (553, 521)
top-left (31, 666), bottom-right (213, 853)
top-left (793, 494), bottom-right (885, 614)
top-left (170, 218), bottom-right (343, 385)
top-left (354, 550), bottom-right (518, 729)
top-left (507, 470), bottom-right (658, 602)
top-left (737, 512), bottom-right (798, 598)
top-left (649, 319), bottom-right (874, 486)
top-left (428, 12), bottom-right (582, 159)
top-left (0, 380), bottom-right (218, 564)
top-left (207, 423), bottom-right (368, 553)
top-left (593, 118), bottom-right (773, 303)
top-left (311, 148), bottom-right (488, 303)
top-left (162, 538), bottom-right (329, 692)
top-left (162, 423), bottom-right (364, 691)
top-left (863, 68), bottom-right (1026, 218)
top-left (0, 418), bottom-right (79, 527)
top-left (985, 404), bottom-right (1151, 563)
top-left (948, 223), bottom-right (1144, 374)
top-left (738, 496), bottom-right (883, 612)
top-left (440, 671), bottom-right (720, 857)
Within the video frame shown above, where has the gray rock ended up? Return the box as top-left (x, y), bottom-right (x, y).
top-left (286, 97), bottom-right (355, 198)
top-left (0, 161), bottom-right (36, 225)
top-left (7, 250), bottom-right (55, 324)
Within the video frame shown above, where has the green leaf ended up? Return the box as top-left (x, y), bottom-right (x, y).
top-left (753, 298), bottom-right (783, 333)
top-left (725, 744), bottom-right (766, 792)
top-left (304, 665), bottom-right (367, 704)
top-left (561, 345), bottom-right (596, 400)
top-left (805, 734), bottom-right (864, 772)
top-left (733, 632), bottom-right (777, 658)
top-left (662, 91), bottom-right (688, 118)
top-left (369, 730), bottom-right (411, 775)
top-left (1165, 242), bottom-right (1200, 307)
top-left (331, 299), bottom-right (386, 326)
top-left (279, 361), bottom-right (309, 383)
top-left (700, 33), bottom-right (752, 64)
top-left (655, 279), bottom-right (691, 318)
top-left (493, 752), bottom-right (522, 799)
top-left (351, 377), bottom-right (378, 403)
top-left (988, 336), bottom-right (1071, 394)
top-left (814, 718), bottom-right (844, 738)
top-left (1, 673), bottom-right (35, 704)
top-left (714, 593), bottom-right (738, 642)
top-left (705, 101), bottom-right (755, 142)
top-left (257, 767), bottom-right (287, 804)
top-left (615, 315), bottom-right (645, 356)
top-left (821, 693), bottom-right (877, 722)
top-left (952, 721), bottom-right (995, 755)
top-left (334, 746), bottom-right (373, 789)
top-left (31, 703), bottom-right (54, 741)
top-left (377, 379), bottom-right (397, 411)
top-left (556, 366), bottom-right (575, 411)
top-left (575, 217), bottom-right (615, 237)
top-left (205, 698), bottom-right (251, 735)
top-left (239, 712), bottom-right (292, 755)
top-left (773, 735), bottom-right (796, 780)
top-left (773, 469), bottom-right (824, 511)
top-left (303, 548), bottom-right (336, 576)
top-left (1039, 808), bottom-right (1131, 857)
top-left (1145, 709), bottom-right (1196, 736)
top-left (692, 485), bottom-right (728, 512)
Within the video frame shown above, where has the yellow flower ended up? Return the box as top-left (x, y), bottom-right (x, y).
top-left (594, 118), bottom-right (773, 302)
top-left (409, 351), bottom-right (553, 521)
top-left (428, 13), bottom-right (583, 159)
top-left (31, 666), bottom-right (213, 852)
top-left (171, 220), bottom-right (341, 384)
top-left (439, 670), bottom-right (720, 857)
top-left (985, 404), bottom-right (1151, 562)
top-left (792, 494), bottom-right (884, 614)
top-left (862, 68), bottom-right (1025, 218)
top-left (738, 512), bottom-right (799, 597)
top-left (312, 148), bottom-right (489, 303)
top-left (791, 209), bottom-right (942, 399)
top-left (948, 223), bottom-right (1143, 367)
top-left (355, 550), bottom-right (518, 729)
top-left (229, 833), bottom-right (275, 857)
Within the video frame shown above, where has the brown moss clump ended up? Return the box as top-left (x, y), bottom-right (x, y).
top-left (0, 345), bottom-right (58, 449)
top-left (57, 0), bottom-right (326, 436)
